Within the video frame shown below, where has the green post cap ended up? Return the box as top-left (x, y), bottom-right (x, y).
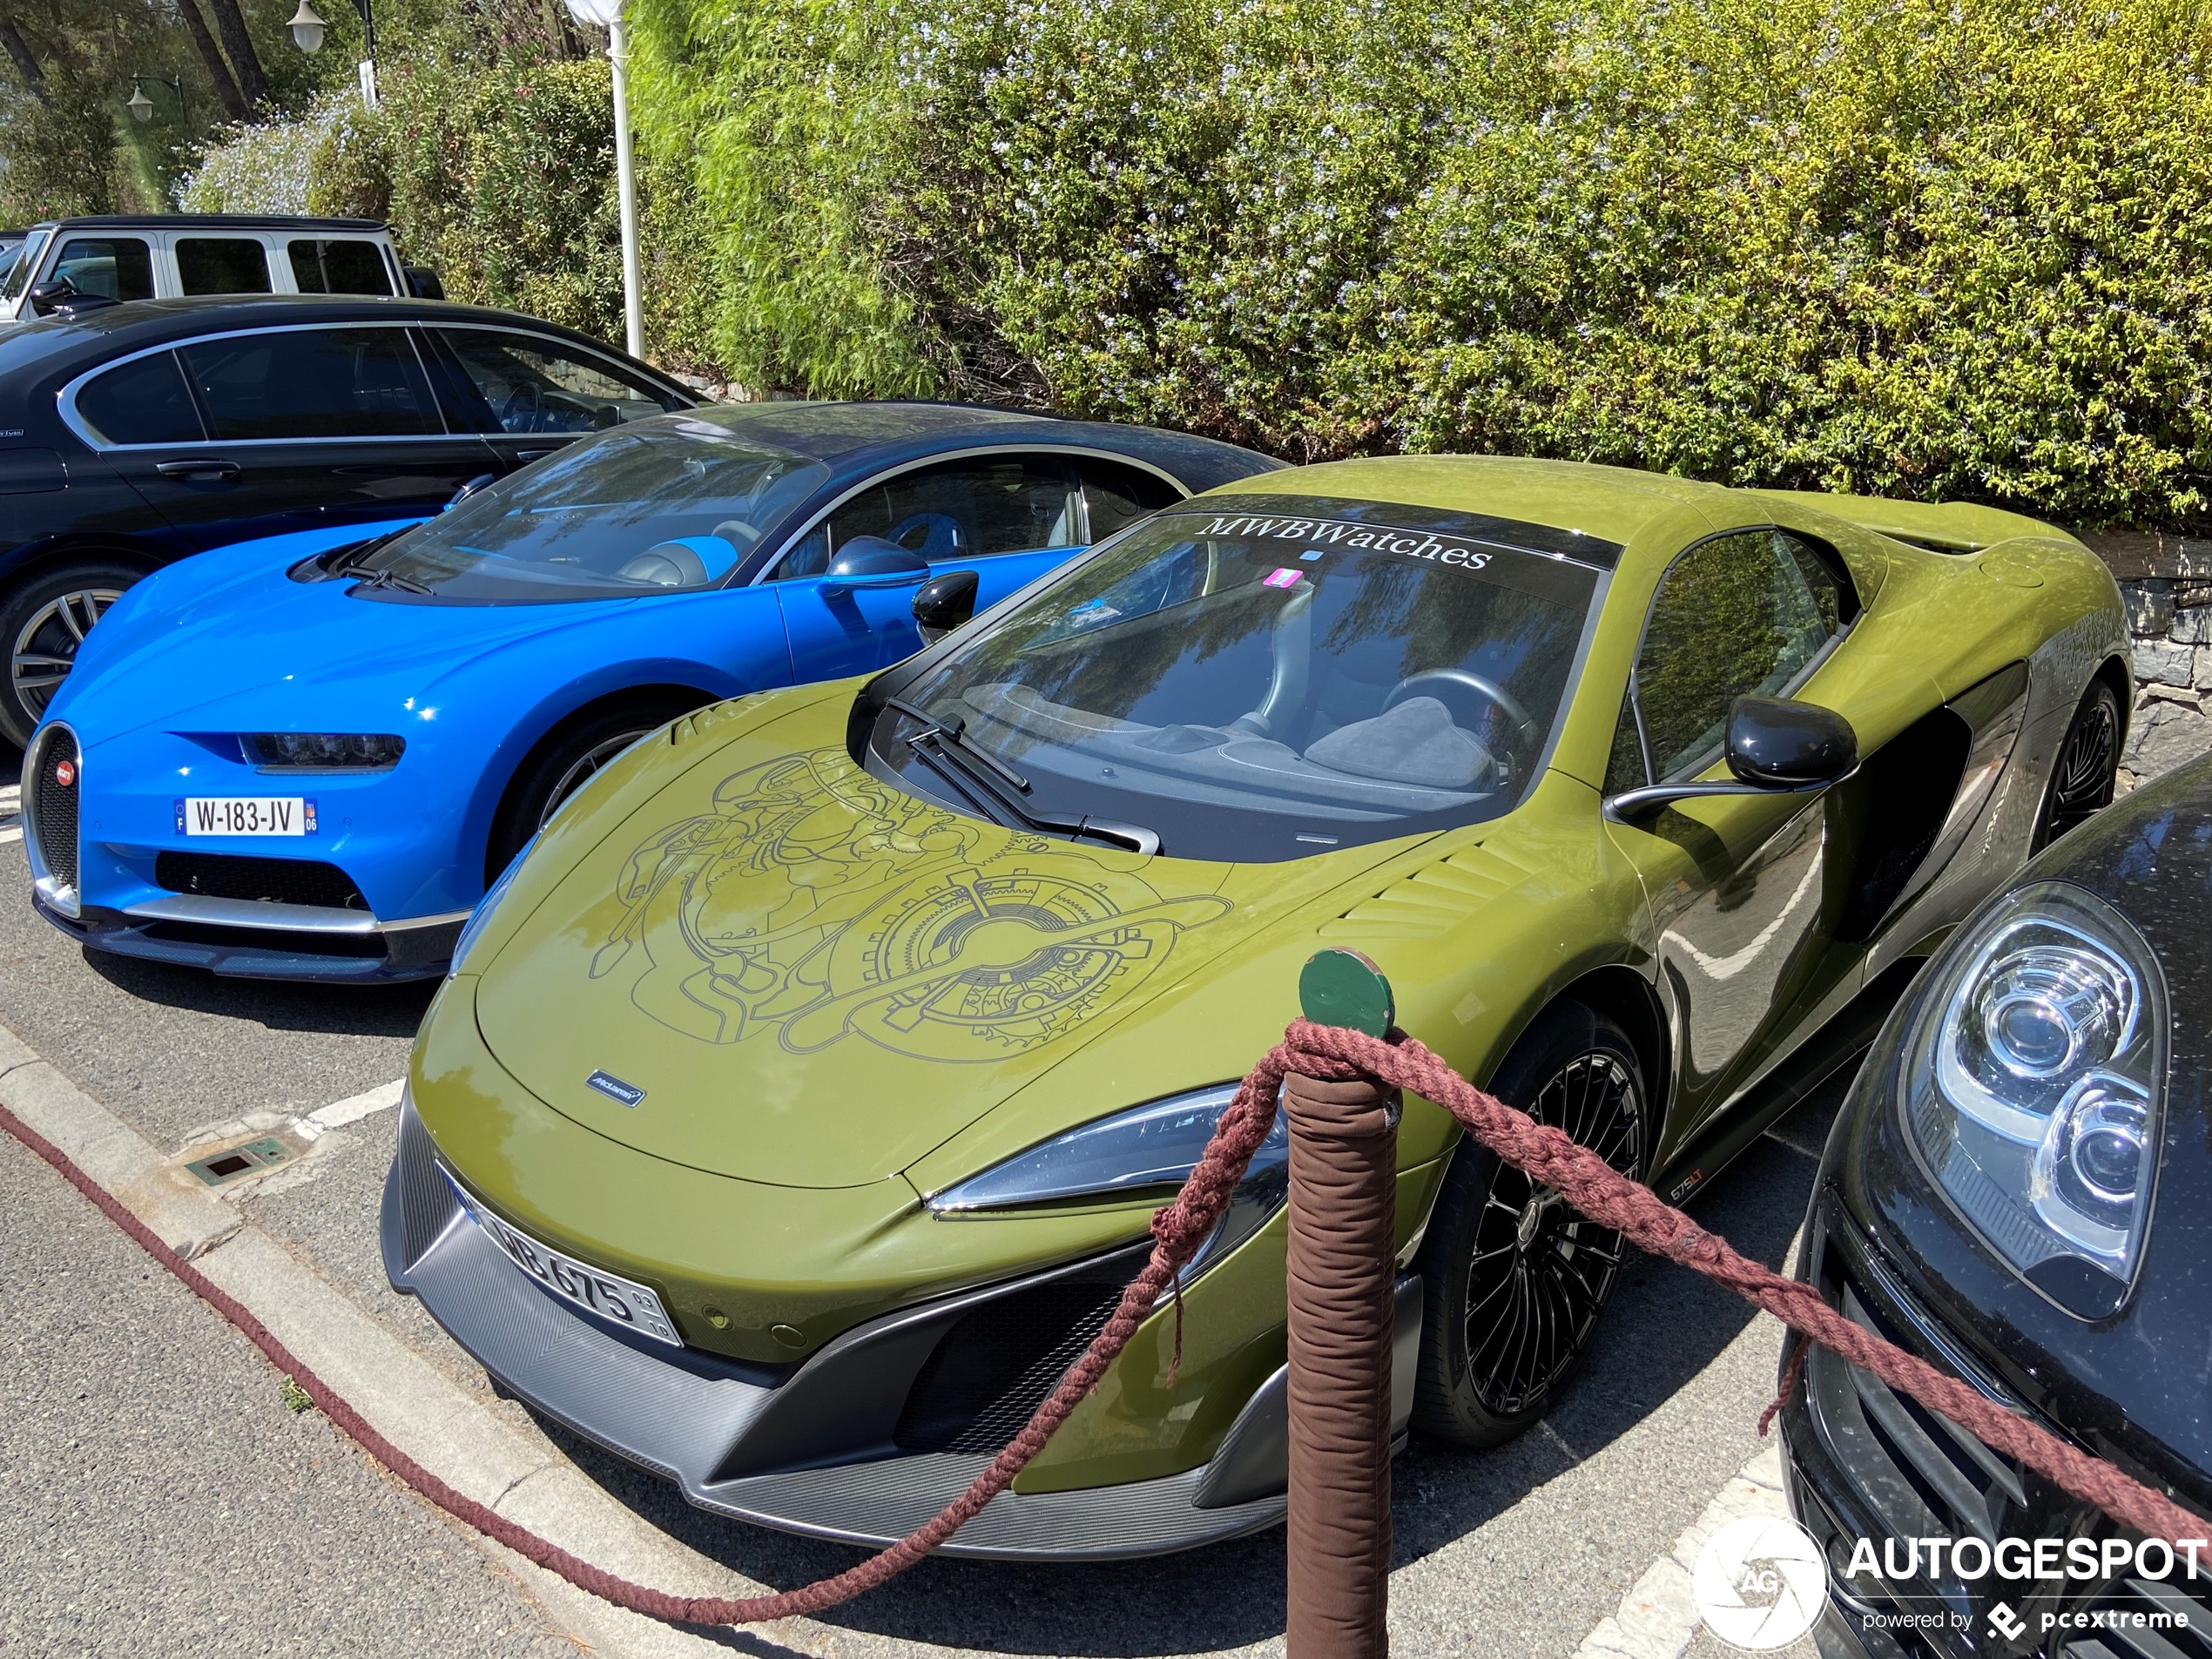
top-left (1299, 948), bottom-right (1395, 1037)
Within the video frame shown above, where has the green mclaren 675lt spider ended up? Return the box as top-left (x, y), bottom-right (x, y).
top-left (383, 455), bottom-right (2128, 1559)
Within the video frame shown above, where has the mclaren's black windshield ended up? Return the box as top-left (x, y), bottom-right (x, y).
top-left (865, 502), bottom-right (1606, 861)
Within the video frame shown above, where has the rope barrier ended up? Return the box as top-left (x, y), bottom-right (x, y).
top-left (3, 1014), bottom-right (2202, 1636)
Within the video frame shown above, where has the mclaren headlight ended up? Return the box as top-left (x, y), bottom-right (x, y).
top-left (1900, 880), bottom-right (2168, 1318)
top-left (927, 1084), bottom-right (1290, 1273)
top-left (448, 831), bottom-right (536, 978)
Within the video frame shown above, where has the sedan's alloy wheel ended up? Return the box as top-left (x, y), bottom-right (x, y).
top-left (10, 587), bottom-right (122, 729)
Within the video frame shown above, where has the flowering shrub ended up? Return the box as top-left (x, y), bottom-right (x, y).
top-left (633, 0), bottom-right (2212, 529)
top-left (180, 97), bottom-right (354, 214)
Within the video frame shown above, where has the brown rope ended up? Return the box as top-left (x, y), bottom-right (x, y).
top-left (3, 1016), bottom-right (2202, 1635)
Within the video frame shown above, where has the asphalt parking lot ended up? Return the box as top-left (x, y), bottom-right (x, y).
top-left (0, 740), bottom-right (1828, 1659)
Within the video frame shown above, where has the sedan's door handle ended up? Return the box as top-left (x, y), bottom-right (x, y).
top-left (154, 457), bottom-right (241, 481)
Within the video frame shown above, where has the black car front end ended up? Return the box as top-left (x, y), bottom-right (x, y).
top-left (1781, 751), bottom-right (2212, 1659)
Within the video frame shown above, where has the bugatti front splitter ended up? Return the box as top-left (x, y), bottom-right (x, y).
top-left (382, 1097), bottom-right (1421, 1560)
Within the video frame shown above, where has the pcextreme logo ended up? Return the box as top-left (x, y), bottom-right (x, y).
top-left (1694, 1515), bottom-right (1828, 1650)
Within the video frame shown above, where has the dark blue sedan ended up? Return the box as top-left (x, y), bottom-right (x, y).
top-left (25, 401), bottom-right (1279, 979)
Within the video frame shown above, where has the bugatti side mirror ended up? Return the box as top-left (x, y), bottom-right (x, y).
top-left (445, 473), bottom-right (496, 510)
top-left (820, 536), bottom-right (932, 597)
top-left (912, 569), bottom-right (980, 644)
top-left (1605, 696), bottom-right (1858, 822)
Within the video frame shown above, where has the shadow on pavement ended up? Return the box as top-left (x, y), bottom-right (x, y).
top-left (78, 946), bottom-right (438, 1036)
top-left (516, 1081), bottom-right (1847, 1657)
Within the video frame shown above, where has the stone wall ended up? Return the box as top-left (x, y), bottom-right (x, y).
top-left (2082, 533), bottom-right (2212, 792)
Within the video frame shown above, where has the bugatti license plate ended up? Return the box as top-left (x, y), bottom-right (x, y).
top-left (177, 797), bottom-right (315, 837)
top-left (442, 1169), bottom-right (681, 1345)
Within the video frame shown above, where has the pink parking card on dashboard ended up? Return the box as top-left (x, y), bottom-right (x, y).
top-left (1264, 568), bottom-right (1303, 588)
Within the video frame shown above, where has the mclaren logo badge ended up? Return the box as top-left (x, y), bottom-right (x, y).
top-left (585, 1070), bottom-right (646, 1108)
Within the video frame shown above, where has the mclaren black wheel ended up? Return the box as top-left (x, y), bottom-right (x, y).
top-left (2032, 678), bottom-right (2121, 853)
top-left (1411, 1002), bottom-right (1647, 1449)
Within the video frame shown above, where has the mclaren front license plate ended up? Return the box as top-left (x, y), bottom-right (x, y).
top-left (442, 1167), bottom-right (681, 1346)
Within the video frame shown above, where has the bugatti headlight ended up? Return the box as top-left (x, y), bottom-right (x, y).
top-left (927, 1085), bottom-right (1290, 1273)
top-left (245, 732), bottom-right (405, 770)
top-left (448, 831), bottom-right (536, 978)
top-left (1900, 880), bottom-right (2168, 1317)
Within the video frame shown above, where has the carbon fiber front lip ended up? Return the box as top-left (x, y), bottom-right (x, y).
top-left (380, 1096), bottom-right (1288, 1560)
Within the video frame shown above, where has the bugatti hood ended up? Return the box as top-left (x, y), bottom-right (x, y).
top-left (469, 715), bottom-right (1407, 1190)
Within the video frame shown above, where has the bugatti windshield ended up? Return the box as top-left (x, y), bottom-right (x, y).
top-left (872, 503), bottom-right (1607, 860)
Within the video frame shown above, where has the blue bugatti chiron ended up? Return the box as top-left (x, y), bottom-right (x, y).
top-left (24, 401), bottom-right (1278, 979)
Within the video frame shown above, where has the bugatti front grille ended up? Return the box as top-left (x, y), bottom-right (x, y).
top-left (894, 1274), bottom-right (1126, 1454)
top-left (153, 852), bottom-right (368, 911)
top-left (28, 726), bottom-right (79, 891)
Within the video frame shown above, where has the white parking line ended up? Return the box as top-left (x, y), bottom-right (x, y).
top-left (294, 1078), bottom-right (405, 1141)
top-left (1573, 1441), bottom-right (1793, 1659)
top-left (0, 783), bottom-right (19, 846)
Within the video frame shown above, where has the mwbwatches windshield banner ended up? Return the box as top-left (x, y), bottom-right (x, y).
top-left (1152, 493), bottom-right (1621, 608)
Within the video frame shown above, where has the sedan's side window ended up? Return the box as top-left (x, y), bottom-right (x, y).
top-left (177, 328), bottom-right (442, 440)
top-left (1625, 529), bottom-right (1849, 783)
top-left (798, 455), bottom-right (1082, 577)
top-left (51, 237), bottom-right (152, 303)
top-left (75, 352), bottom-right (204, 445)
top-left (427, 328), bottom-right (686, 434)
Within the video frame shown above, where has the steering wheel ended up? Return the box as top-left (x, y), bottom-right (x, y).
top-left (500, 385), bottom-right (543, 433)
top-left (1385, 669), bottom-right (1536, 740)
top-left (886, 512), bottom-right (968, 563)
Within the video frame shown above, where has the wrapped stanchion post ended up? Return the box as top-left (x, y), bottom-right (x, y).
top-left (1284, 949), bottom-right (1401, 1659)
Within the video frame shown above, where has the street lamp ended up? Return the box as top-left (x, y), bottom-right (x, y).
top-left (125, 75), bottom-right (188, 129)
top-left (563, 0), bottom-right (644, 360)
top-left (287, 0), bottom-right (378, 109)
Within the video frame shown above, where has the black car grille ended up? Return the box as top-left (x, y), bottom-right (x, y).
top-left (2058, 1575), bottom-right (2212, 1658)
top-left (153, 852), bottom-right (368, 911)
top-left (894, 1272), bottom-right (1127, 1454)
top-left (27, 726), bottom-right (79, 890)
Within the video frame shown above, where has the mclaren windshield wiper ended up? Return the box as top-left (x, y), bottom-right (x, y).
top-left (885, 697), bottom-right (1030, 792)
top-left (887, 699), bottom-right (1160, 856)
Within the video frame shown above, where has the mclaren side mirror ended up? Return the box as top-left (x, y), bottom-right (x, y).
top-left (912, 569), bottom-right (980, 644)
top-left (820, 536), bottom-right (932, 597)
top-left (1605, 695), bottom-right (1858, 822)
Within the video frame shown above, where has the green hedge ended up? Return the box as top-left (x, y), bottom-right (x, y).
top-left (631, 0), bottom-right (2212, 529)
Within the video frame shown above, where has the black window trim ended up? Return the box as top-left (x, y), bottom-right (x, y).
top-left (742, 443), bottom-right (1192, 588)
top-left (1614, 522), bottom-right (1861, 788)
top-left (57, 320), bottom-right (686, 451)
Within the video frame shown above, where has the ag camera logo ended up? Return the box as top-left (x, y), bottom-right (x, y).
top-left (1694, 1514), bottom-right (1828, 1651)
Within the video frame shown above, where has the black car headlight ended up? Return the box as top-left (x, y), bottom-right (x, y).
top-left (245, 732), bottom-right (406, 771)
top-left (927, 1084), bottom-right (1289, 1274)
top-left (1900, 880), bottom-right (2168, 1318)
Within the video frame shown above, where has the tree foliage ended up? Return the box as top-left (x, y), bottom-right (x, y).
top-left (632, 0), bottom-right (2212, 529)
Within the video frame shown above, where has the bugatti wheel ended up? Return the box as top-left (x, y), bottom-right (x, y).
top-left (486, 694), bottom-right (705, 880)
top-left (1411, 1002), bottom-right (1646, 1448)
top-left (2032, 678), bottom-right (2122, 853)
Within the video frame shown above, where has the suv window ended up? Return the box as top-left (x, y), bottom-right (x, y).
top-left (177, 327), bottom-right (441, 440)
top-left (288, 238), bottom-right (393, 295)
top-left (176, 238), bottom-right (273, 295)
top-left (76, 352), bottom-right (204, 445)
top-left (1622, 529), bottom-right (1848, 783)
top-left (1081, 458), bottom-right (1180, 543)
top-left (779, 455), bottom-right (1083, 580)
top-left (427, 328), bottom-right (682, 434)
top-left (52, 237), bottom-right (152, 303)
